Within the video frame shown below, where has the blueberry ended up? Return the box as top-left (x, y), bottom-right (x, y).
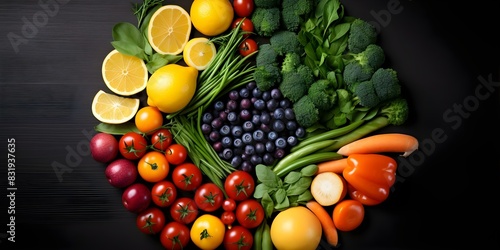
top-left (252, 87), bottom-right (262, 98)
top-left (273, 108), bottom-right (285, 120)
top-left (272, 120), bottom-right (285, 132)
top-left (265, 141), bottom-right (275, 152)
top-left (227, 111), bottom-right (239, 123)
top-left (284, 108), bottom-right (295, 120)
top-left (253, 129), bottom-right (265, 141)
top-left (220, 124), bottom-right (231, 136)
top-left (274, 148), bottom-right (286, 159)
top-left (254, 99), bottom-right (266, 110)
top-left (260, 123), bottom-right (271, 133)
top-left (250, 155), bottom-right (262, 165)
top-left (280, 99), bottom-right (291, 108)
top-left (239, 87), bottom-right (250, 98)
top-left (221, 136), bottom-right (233, 148)
top-left (240, 161), bottom-right (253, 172)
top-left (240, 98), bottom-right (252, 109)
top-left (255, 142), bottom-right (265, 154)
top-left (275, 137), bottom-right (287, 149)
top-left (295, 127), bottom-right (306, 138)
top-left (241, 132), bottom-right (253, 144)
top-left (240, 109), bottom-right (251, 120)
top-left (230, 155), bottom-right (242, 167)
top-left (287, 136), bottom-right (298, 147)
top-left (267, 131), bottom-right (278, 141)
top-left (222, 148), bottom-right (233, 160)
top-left (232, 125), bottom-right (243, 137)
top-left (263, 153), bottom-right (275, 165)
top-left (246, 81), bottom-right (256, 90)
top-left (266, 99), bottom-right (279, 111)
top-left (212, 141), bottom-right (223, 152)
top-left (271, 88), bottom-right (282, 99)
top-left (242, 121), bottom-right (254, 131)
top-left (244, 144), bottom-right (255, 155)
top-left (228, 90), bottom-right (239, 100)
top-left (286, 120), bottom-right (297, 131)
top-left (260, 111), bottom-right (271, 124)
top-left (209, 131), bottom-right (220, 142)
top-left (211, 117), bottom-right (223, 129)
top-left (214, 100), bottom-right (225, 111)
top-left (202, 112), bottom-right (213, 124)
top-left (201, 123), bottom-right (211, 134)
top-left (251, 114), bottom-right (261, 126)
top-left (226, 99), bottom-right (238, 111)
top-left (233, 138), bottom-right (243, 148)
top-left (262, 91), bottom-right (271, 101)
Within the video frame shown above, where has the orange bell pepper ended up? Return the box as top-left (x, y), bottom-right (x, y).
top-left (342, 153), bottom-right (397, 206)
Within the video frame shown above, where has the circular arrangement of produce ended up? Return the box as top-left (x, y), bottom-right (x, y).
top-left (89, 0), bottom-right (420, 249)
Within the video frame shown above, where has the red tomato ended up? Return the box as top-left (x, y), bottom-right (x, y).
top-left (221, 211), bottom-right (236, 226)
top-left (238, 38), bottom-right (258, 57)
top-left (150, 128), bottom-right (173, 152)
top-left (222, 198), bottom-right (237, 211)
top-left (231, 17), bottom-right (254, 37)
top-left (118, 132), bottom-right (147, 160)
top-left (194, 183), bottom-right (224, 212)
top-left (151, 180), bottom-right (177, 208)
top-left (223, 225), bottom-right (253, 250)
top-left (170, 197), bottom-right (199, 224)
top-left (136, 206), bottom-right (165, 234)
top-left (165, 143), bottom-right (188, 165)
top-left (235, 199), bottom-right (264, 229)
top-left (224, 170), bottom-right (255, 201)
top-left (159, 221), bottom-right (190, 250)
top-left (171, 162), bottom-right (203, 191)
top-left (233, 0), bottom-right (254, 17)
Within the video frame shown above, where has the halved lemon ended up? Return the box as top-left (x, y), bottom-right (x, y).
top-left (183, 37), bottom-right (217, 70)
top-left (101, 49), bottom-right (148, 96)
top-left (148, 5), bottom-right (192, 55)
top-left (91, 90), bottom-right (140, 124)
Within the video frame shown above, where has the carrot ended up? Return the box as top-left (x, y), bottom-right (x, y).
top-left (306, 200), bottom-right (339, 247)
top-left (316, 158), bottom-right (348, 174)
top-left (336, 133), bottom-right (419, 157)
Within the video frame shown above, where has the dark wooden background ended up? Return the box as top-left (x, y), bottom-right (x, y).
top-left (1, 0), bottom-right (499, 249)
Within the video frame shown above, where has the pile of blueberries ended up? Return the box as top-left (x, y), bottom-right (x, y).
top-left (201, 81), bottom-right (306, 172)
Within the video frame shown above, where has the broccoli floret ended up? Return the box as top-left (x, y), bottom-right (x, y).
top-left (293, 95), bottom-right (319, 128)
top-left (270, 30), bottom-right (302, 56)
top-left (371, 68), bottom-right (401, 102)
top-left (343, 62), bottom-right (374, 89)
top-left (380, 97), bottom-right (409, 126)
top-left (348, 18), bottom-right (377, 54)
top-left (254, 0), bottom-right (280, 8)
top-left (346, 44), bottom-right (385, 70)
top-left (308, 79), bottom-right (337, 111)
top-left (353, 80), bottom-right (380, 108)
top-left (256, 44), bottom-right (278, 67)
top-left (254, 64), bottom-right (281, 91)
top-left (279, 71), bottom-right (309, 103)
top-left (251, 7), bottom-right (281, 37)
top-left (296, 64), bottom-right (315, 87)
top-left (281, 52), bottom-right (302, 74)
top-left (281, 0), bottom-right (314, 31)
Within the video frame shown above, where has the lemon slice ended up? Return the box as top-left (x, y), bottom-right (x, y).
top-left (148, 5), bottom-right (192, 55)
top-left (183, 37), bottom-right (217, 70)
top-left (91, 90), bottom-right (140, 124)
top-left (101, 49), bottom-right (148, 96)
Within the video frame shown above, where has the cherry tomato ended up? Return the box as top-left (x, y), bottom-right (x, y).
top-left (194, 183), bottom-right (224, 212)
top-left (151, 180), bottom-right (177, 208)
top-left (223, 225), bottom-right (253, 250)
top-left (170, 197), bottom-right (199, 225)
top-left (332, 199), bottom-right (365, 231)
top-left (150, 128), bottom-right (173, 152)
top-left (118, 132), bottom-right (147, 160)
top-left (235, 199), bottom-right (264, 229)
top-left (224, 170), bottom-right (255, 201)
top-left (231, 17), bottom-right (254, 37)
top-left (222, 198), bottom-right (237, 211)
top-left (136, 206), bottom-right (166, 234)
top-left (171, 162), bottom-right (203, 191)
top-left (190, 214), bottom-right (226, 250)
top-left (221, 211), bottom-right (236, 226)
top-left (238, 38), bottom-right (258, 57)
top-left (160, 221), bottom-right (190, 250)
top-left (233, 0), bottom-right (254, 17)
top-left (135, 106), bottom-right (163, 134)
top-left (165, 143), bottom-right (188, 165)
top-left (137, 151), bottom-right (169, 183)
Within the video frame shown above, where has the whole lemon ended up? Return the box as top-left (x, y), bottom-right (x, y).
top-left (190, 0), bottom-right (234, 36)
top-left (146, 64), bottom-right (198, 114)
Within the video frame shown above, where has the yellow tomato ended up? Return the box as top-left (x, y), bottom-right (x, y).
top-left (270, 206), bottom-right (322, 250)
top-left (134, 106), bottom-right (163, 134)
top-left (190, 214), bottom-right (225, 250)
top-left (137, 151), bottom-right (169, 182)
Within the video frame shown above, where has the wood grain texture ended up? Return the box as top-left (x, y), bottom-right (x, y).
top-left (1, 0), bottom-right (499, 249)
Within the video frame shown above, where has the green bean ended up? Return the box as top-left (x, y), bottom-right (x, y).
top-left (272, 140), bottom-right (336, 175)
top-left (274, 152), bottom-right (342, 178)
top-left (261, 222), bottom-right (273, 250)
